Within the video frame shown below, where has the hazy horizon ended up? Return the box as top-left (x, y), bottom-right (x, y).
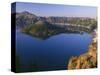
top-left (12, 2), bottom-right (97, 18)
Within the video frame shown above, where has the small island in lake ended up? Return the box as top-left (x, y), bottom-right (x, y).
top-left (21, 20), bottom-right (66, 39)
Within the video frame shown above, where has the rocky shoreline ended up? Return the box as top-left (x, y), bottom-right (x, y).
top-left (68, 30), bottom-right (97, 69)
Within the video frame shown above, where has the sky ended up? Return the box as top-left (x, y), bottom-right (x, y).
top-left (13, 2), bottom-right (97, 18)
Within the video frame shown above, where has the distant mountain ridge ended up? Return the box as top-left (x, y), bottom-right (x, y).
top-left (12, 11), bottom-right (37, 28)
top-left (12, 11), bottom-right (97, 29)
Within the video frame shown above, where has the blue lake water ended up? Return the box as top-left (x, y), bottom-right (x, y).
top-left (16, 31), bottom-right (92, 71)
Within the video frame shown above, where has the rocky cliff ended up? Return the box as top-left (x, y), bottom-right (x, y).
top-left (68, 31), bottom-right (97, 69)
